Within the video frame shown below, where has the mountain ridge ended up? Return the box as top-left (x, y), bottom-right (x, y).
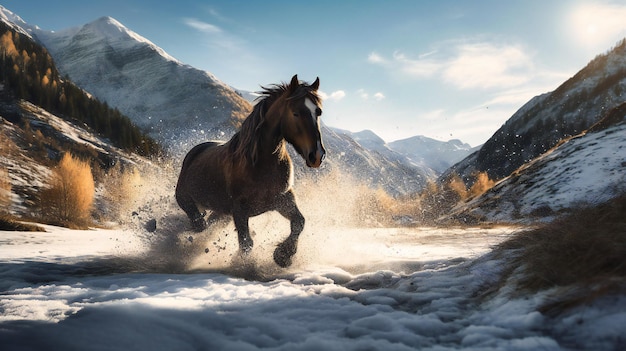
top-left (445, 38), bottom-right (626, 186)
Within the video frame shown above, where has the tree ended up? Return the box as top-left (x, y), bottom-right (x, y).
top-left (40, 153), bottom-right (95, 228)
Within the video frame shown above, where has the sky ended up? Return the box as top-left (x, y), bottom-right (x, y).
top-left (3, 0), bottom-right (626, 146)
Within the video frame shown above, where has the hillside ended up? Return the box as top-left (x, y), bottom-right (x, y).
top-left (446, 39), bottom-right (626, 185)
top-left (0, 19), bottom-right (160, 157)
top-left (0, 92), bottom-right (151, 218)
top-left (445, 107), bottom-right (625, 223)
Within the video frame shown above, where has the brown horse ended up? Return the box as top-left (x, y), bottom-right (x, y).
top-left (175, 75), bottom-right (325, 267)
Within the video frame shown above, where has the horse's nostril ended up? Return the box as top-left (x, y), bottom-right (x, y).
top-left (308, 151), bottom-right (317, 164)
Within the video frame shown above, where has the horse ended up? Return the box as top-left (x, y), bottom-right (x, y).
top-left (175, 75), bottom-right (325, 268)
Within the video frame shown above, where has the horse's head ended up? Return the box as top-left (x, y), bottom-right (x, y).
top-left (281, 75), bottom-right (326, 168)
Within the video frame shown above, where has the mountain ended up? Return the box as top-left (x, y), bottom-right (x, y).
top-left (0, 5), bottom-right (31, 39)
top-left (388, 136), bottom-right (476, 174)
top-left (446, 39), bottom-right (626, 185)
top-left (322, 127), bottom-right (434, 195)
top-left (0, 12), bottom-right (160, 217)
top-left (445, 106), bottom-right (626, 223)
top-left (17, 12), bottom-right (439, 195)
top-left (32, 16), bottom-right (250, 145)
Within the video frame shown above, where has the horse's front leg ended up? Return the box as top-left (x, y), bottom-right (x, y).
top-left (274, 190), bottom-right (305, 268)
top-left (233, 201), bottom-right (254, 254)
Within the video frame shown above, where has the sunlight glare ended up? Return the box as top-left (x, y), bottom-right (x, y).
top-left (569, 3), bottom-right (626, 51)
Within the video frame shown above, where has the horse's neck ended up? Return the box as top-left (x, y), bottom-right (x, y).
top-left (257, 113), bottom-right (289, 162)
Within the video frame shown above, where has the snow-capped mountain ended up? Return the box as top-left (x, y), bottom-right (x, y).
top-left (328, 128), bottom-right (476, 178)
top-left (0, 6), bottom-right (32, 39)
top-left (446, 39), bottom-right (626, 184)
top-left (32, 16), bottom-right (250, 145)
top-left (331, 128), bottom-right (433, 169)
top-left (388, 136), bottom-right (476, 174)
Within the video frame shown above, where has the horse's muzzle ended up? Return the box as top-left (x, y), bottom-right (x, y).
top-left (306, 142), bottom-right (326, 168)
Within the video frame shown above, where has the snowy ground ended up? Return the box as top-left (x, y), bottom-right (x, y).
top-left (1, 222), bottom-right (624, 350)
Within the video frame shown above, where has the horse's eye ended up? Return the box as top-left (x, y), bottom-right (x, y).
top-left (293, 112), bottom-right (300, 117)
top-left (316, 108), bottom-right (322, 116)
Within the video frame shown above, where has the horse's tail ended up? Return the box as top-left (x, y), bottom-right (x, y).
top-left (181, 141), bottom-right (221, 170)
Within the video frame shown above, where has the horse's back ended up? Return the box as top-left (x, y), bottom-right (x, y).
top-left (181, 141), bottom-right (222, 170)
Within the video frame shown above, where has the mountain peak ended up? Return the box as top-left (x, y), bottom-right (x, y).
top-left (0, 5), bottom-right (35, 38)
top-left (91, 16), bottom-right (125, 31)
top-left (81, 15), bottom-right (180, 64)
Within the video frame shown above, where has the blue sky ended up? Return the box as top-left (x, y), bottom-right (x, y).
top-left (4, 0), bottom-right (626, 146)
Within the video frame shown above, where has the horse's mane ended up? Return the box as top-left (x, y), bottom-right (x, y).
top-left (229, 80), bottom-right (320, 167)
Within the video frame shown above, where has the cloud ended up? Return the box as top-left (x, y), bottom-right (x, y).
top-left (319, 90), bottom-right (346, 101)
top-left (183, 18), bottom-right (222, 34)
top-left (368, 41), bottom-right (537, 90)
top-left (181, 16), bottom-right (253, 60)
top-left (367, 52), bottom-right (386, 64)
top-left (443, 43), bottom-right (534, 89)
top-left (357, 89), bottom-right (369, 100)
top-left (368, 51), bottom-right (441, 78)
top-left (392, 51), bottom-right (442, 78)
top-left (355, 89), bottom-right (385, 101)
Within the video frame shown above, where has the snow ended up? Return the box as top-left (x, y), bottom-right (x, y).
top-left (1, 222), bottom-right (623, 350)
top-left (87, 16), bottom-right (181, 64)
top-left (0, 6), bottom-right (34, 39)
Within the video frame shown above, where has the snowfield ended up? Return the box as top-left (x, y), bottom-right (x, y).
top-left (1, 222), bottom-right (624, 350)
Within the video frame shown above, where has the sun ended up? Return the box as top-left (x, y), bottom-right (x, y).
top-left (569, 3), bottom-right (626, 51)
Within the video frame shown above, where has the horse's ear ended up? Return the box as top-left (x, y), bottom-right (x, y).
top-left (287, 74), bottom-right (300, 96)
top-left (288, 74), bottom-right (299, 93)
top-left (311, 77), bottom-right (320, 91)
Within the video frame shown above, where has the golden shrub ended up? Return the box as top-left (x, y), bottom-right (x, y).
top-left (40, 153), bottom-right (94, 227)
top-left (0, 168), bottom-right (10, 213)
top-left (469, 171), bottom-right (495, 198)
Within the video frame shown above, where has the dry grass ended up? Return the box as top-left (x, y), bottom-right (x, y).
top-left (494, 193), bottom-right (626, 312)
top-left (0, 167), bottom-right (10, 212)
top-left (0, 213), bottom-right (45, 232)
top-left (468, 171), bottom-right (496, 198)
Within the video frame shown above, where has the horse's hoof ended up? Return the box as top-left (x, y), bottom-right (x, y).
top-left (273, 247), bottom-right (293, 268)
top-left (239, 238), bottom-right (254, 255)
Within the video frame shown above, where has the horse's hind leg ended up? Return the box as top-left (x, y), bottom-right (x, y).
top-left (175, 191), bottom-right (206, 232)
top-left (233, 201), bottom-right (254, 254)
top-left (273, 190), bottom-right (305, 268)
